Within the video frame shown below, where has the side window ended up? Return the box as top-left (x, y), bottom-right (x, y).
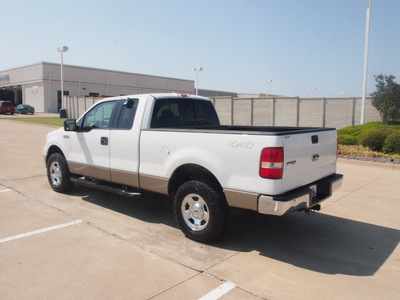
top-left (150, 98), bottom-right (219, 128)
top-left (116, 99), bottom-right (138, 129)
top-left (82, 101), bottom-right (116, 130)
top-left (151, 101), bottom-right (182, 128)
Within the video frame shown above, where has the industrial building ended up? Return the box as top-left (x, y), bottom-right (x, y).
top-left (0, 62), bottom-right (195, 113)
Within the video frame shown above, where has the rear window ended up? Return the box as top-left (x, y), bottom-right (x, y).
top-left (151, 98), bottom-right (219, 128)
top-left (0, 102), bottom-right (14, 107)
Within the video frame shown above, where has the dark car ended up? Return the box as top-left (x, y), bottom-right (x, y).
top-left (0, 101), bottom-right (15, 114)
top-left (15, 104), bottom-right (35, 115)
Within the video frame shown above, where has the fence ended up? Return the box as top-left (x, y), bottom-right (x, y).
top-left (65, 96), bottom-right (103, 120)
top-left (211, 96), bottom-right (381, 129)
top-left (65, 95), bottom-right (381, 129)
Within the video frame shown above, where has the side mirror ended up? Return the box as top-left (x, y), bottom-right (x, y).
top-left (64, 119), bottom-right (77, 131)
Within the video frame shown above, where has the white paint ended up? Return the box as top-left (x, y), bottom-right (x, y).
top-left (0, 189), bottom-right (12, 193)
top-left (0, 220), bottom-right (83, 243)
top-left (198, 281), bottom-right (236, 300)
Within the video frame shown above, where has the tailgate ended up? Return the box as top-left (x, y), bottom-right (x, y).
top-left (281, 129), bottom-right (337, 193)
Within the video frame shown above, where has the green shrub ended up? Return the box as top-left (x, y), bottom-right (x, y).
top-left (338, 134), bottom-right (358, 145)
top-left (383, 131), bottom-right (400, 154)
top-left (337, 126), bottom-right (363, 136)
top-left (337, 122), bottom-right (397, 137)
top-left (358, 130), bottom-right (392, 151)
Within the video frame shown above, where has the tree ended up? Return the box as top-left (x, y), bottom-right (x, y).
top-left (371, 74), bottom-right (400, 125)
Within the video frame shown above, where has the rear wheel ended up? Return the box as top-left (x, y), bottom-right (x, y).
top-left (174, 180), bottom-right (229, 242)
top-left (46, 153), bottom-right (74, 193)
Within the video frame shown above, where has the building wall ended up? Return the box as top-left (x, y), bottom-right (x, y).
top-left (23, 83), bottom-right (45, 112)
top-left (42, 62), bottom-right (194, 113)
top-left (0, 63), bottom-right (44, 108)
top-left (1, 62), bottom-right (195, 113)
top-left (1, 63), bottom-right (43, 84)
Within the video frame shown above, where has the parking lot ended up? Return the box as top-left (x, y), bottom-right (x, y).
top-left (1, 117), bottom-right (399, 300)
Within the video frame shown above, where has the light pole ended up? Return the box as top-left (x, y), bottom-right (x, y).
top-left (193, 67), bottom-right (203, 95)
top-left (264, 79), bottom-right (273, 96)
top-left (57, 46), bottom-right (68, 118)
top-left (308, 87), bottom-right (317, 97)
top-left (361, 0), bottom-right (372, 124)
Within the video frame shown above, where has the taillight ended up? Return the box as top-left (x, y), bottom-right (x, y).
top-left (259, 147), bottom-right (284, 179)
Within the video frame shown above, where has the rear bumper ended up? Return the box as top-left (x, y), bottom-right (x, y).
top-left (258, 173), bottom-right (343, 216)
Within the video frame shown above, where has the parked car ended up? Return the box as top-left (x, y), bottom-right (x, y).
top-left (15, 104), bottom-right (35, 115)
top-left (0, 101), bottom-right (15, 114)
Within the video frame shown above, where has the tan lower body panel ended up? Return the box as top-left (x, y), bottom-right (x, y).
top-left (68, 162), bottom-right (139, 188)
top-left (140, 176), bottom-right (259, 211)
top-left (223, 188), bottom-right (258, 211)
top-left (68, 162), bottom-right (258, 210)
top-left (68, 162), bottom-right (111, 182)
top-left (110, 169), bottom-right (139, 187)
top-left (139, 174), bottom-right (169, 195)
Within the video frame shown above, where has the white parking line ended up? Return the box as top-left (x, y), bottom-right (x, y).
top-left (0, 220), bottom-right (83, 243)
top-left (198, 281), bottom-right (236, 300)
top-left (0, 189), bottom-right (12, 193)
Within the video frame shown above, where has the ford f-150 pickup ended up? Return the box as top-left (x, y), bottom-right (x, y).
top-left (44, 93), bottom-right (343, 242)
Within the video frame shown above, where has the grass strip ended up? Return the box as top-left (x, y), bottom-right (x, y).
top-left (0, 117), bottom-right (66, 127)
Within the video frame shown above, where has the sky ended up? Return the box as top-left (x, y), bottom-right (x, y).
top-left (1, 0), bottom-right (399, 97)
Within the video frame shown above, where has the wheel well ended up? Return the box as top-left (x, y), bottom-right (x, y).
top-left (168, 164), bottom-right (223, 197)
top-left (46, 146), bottom-right (65, 163)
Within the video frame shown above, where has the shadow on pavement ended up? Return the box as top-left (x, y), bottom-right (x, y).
top-left (221, 208), bottom-right (400, 276)
top-left (77, 187), bottom-right (399, 277)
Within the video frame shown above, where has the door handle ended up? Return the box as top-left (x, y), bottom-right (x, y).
top-left (101, 137), bottom-right (108, 146)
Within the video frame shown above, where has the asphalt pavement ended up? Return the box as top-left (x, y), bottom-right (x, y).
top-left (0, 118), bottom-right (399, 300)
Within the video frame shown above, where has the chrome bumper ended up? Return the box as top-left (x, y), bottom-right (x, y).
top-left (258, 174), bottom-right (343, 216)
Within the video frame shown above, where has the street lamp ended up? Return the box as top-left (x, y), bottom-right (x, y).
top-left (264, 79), bottom-right (273, 95)
top-left (193, 67), bottom-right (203, 95)
top-left (308, 87), bottom-right (317, 97)
top-left (361, 0), bottom-right (372, 124)
top-left (57, 45), bottom-right (68, 118)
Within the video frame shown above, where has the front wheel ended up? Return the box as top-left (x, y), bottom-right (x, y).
top-left (174, 180), bottom-right (230, 242)
top-left (46, 153), bottom-right (74, 193)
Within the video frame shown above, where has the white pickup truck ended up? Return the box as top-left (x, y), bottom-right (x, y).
top-left (44, 93), bottom-right (343, 242)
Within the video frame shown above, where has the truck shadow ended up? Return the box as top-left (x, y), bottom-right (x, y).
top-left (77, 187), bottom-right (399, 277)
top-left (222, 208), bottom-right (400, 276)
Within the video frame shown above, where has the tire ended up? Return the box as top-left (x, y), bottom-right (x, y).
top-left (46, 153), bottom-right (74, 193)
top-left (174, 180), bottom-right (230, 242)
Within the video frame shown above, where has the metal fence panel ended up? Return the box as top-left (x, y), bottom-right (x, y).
top-left (214, 97), bottom-right (232, 125)
top-left (253, 98), bottom-right (274, 126)
top-left (298, 99), bottom-right (324, 127)
top-left (233, 98), bottom-right (252, 125)
top-left (325, 99), bottom-right (354, 128)
top-left (274, 98), bottom-right (298, 127)
top-left (211, 96), bottom-right (380, 129)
